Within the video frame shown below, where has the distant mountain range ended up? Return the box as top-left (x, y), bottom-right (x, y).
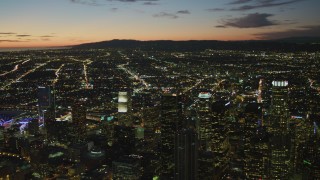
top-left (72, 37), bottom-right (320, 51)
top-left (272, 36), bottom-right (320, 43)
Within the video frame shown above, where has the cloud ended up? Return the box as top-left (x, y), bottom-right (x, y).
top-left (41, 38), bottom-right (51, 41)
top-left (229, 0), bottom-right (252, 4)
top-left (218, 13), bottom-right (277, 28)
top-left (40, 35), bottom-right (55, 38)
top-left (110, 7), bottom-right (118, 11)
top-left (69, 0), bottom-right (101, 6)
top-left (254, 25), bottom-right (320, 39)
top-left (143, 2), bottom-right (158, 5)
top-left (108, 0), bottom-right (158, 2)
top-left (16, 34), bottom-right (31, 37)
top-left (0, 40), bottom-right (27, 43)
top-left (70, 0), bottom-right (159, 6)
top-left (231, 0), bottom-right (304, 11)
top-left (206, 8), bottom-right (225, 12)
top-left (153, 10), bottom-right (190, 19)
top-left (0, 32), bottom-right (16, 35)
top-left (153, 12), bottom-right (178, 19)
top-left (177, 10), bottom-right (191, 14)
top-left (215, 25), bottom-right (227, 28)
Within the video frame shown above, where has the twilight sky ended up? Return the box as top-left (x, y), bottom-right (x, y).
top-left (1, 0), bottom-right (319, 47)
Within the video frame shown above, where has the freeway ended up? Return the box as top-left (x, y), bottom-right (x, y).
top-left (52, 64), bottom-right (65, 86)
top-left (1, 62), bottom-right (48, 90)
top-left (69, 57), bottom-right (92, 89)
top-left (0, 59), bottom-right (30, 77)
top-left (118, 63), bottom-right (149, 89)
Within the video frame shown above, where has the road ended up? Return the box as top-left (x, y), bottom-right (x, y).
top-left (1, 62), bottom-right (48, 90)
top-left (0, 59), bottom-right (30, 77)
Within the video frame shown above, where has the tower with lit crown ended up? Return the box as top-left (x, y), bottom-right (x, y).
top-left (269, 80), bottom-right (292, 179)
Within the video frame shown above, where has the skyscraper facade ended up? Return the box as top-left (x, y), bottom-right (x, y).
top-left (269, 80), bottom-right (292, 179)
top-left (174, 127), bottom-right (198, 180)
top-left (160, 93), bottom-right (182, 179)
top-left (72, 101), bottom-right (86, 142)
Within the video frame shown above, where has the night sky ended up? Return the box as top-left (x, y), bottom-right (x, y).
top-left (1, 0), bottom-right (319, 47)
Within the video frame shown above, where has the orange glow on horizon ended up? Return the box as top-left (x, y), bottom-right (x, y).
top-left (0, 34), bottom-right (259, 48)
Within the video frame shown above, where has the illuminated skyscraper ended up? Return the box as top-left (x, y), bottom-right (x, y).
top-left (37, 86), bottom-right (52, 108)
top-left (174, 127), bottom-right (198, 180)
top-left (160, 93), bottom-right (182, 179)
top-left (269, 80), bottom-right (292, 179)
top-left (269, 81), bottom-right (289, 133)
top-left (242, 103), bottom-right (269, 179)
top-left (44, 106), bottom-right (56, 140)
top-left (72, 101), bottom-right (86, 142)
top-left (195, 92), bottom-right (212, 151)
top-left (301, 132), bottom-right (320, 179)
top-left (38, 86), bottom-right (55, 128)
top-left (118, 91), bottom-right (132, 126)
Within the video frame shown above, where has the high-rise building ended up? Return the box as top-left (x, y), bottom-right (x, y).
top-left (242, 103), bottom-right (269, 179)
top-left (38, 86), bottom-right (55, 128)
top-left (113, 125), bottom-right (135, 156)
top-left (72, 101), bottom-right (86, 142)
top-left (195, 92), bottom-right (213, 151)
top-left (301, 122), bottom-right (320, 179)
top-left (195, 92), bottom-right (231, 179)
top-left (174, 127), bottom-right (198, 180)
top-left (269, 81), bottom-right (289, 133)
top-left (160, 93), bottom-right (182, 179)
top-left (44, 106), bottom-right (56, 140)
top-left (37, 86), bottom-right (52, 108)
top-left (269, 80), bottom-right (292, 179)
top-left (118, 91), bottom-right (132, 126)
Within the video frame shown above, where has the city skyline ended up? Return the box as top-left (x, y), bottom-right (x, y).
top-left (1, 0), bottom-right (320, 48)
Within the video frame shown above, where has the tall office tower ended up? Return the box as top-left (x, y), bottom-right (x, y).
top-left (160, 93), bottom-right (182, 179)
top-left (118, 92), bottom-right (132, 126)
top-left (38, 86), bottom-right (52, 108)
top-left (287, 116), bottom-right (313, 175)
top-left (242, 104), bottom-right (269, 179)
top-left (38, 86), bottom-right (57, 141)
top-left (113, 125), bottom-right (135, 156)
top-left (209, 100), bottom-right (231, 179)
top-left (72, 101), bottom-right (86, 142)
top-left (174, 127), bottom-right (198, 180)
top-left (269, 81), bottom-right (292, 179)
top-left (269, 81), bottom-right (289, 133)
top-left (195, 92), bottom-right (213, 151)
top-left (270, 134), bottom-right (291, 179)
top-left (44, 106), bottom-right (56, 140)
top-left (301, 132), bottom-right (320, 179)
top-left (306, 83), bottom-right (320, 114)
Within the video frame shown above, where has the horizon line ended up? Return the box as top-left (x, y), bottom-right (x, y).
top-left (1, 37), bottom-right (319, 49)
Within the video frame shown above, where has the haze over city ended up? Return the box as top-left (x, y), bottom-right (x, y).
top-left (1, 0), bottom-right (320, 48)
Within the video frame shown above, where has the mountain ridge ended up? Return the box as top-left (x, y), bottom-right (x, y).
top-left (72, 37), bottom-right (320, 51)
